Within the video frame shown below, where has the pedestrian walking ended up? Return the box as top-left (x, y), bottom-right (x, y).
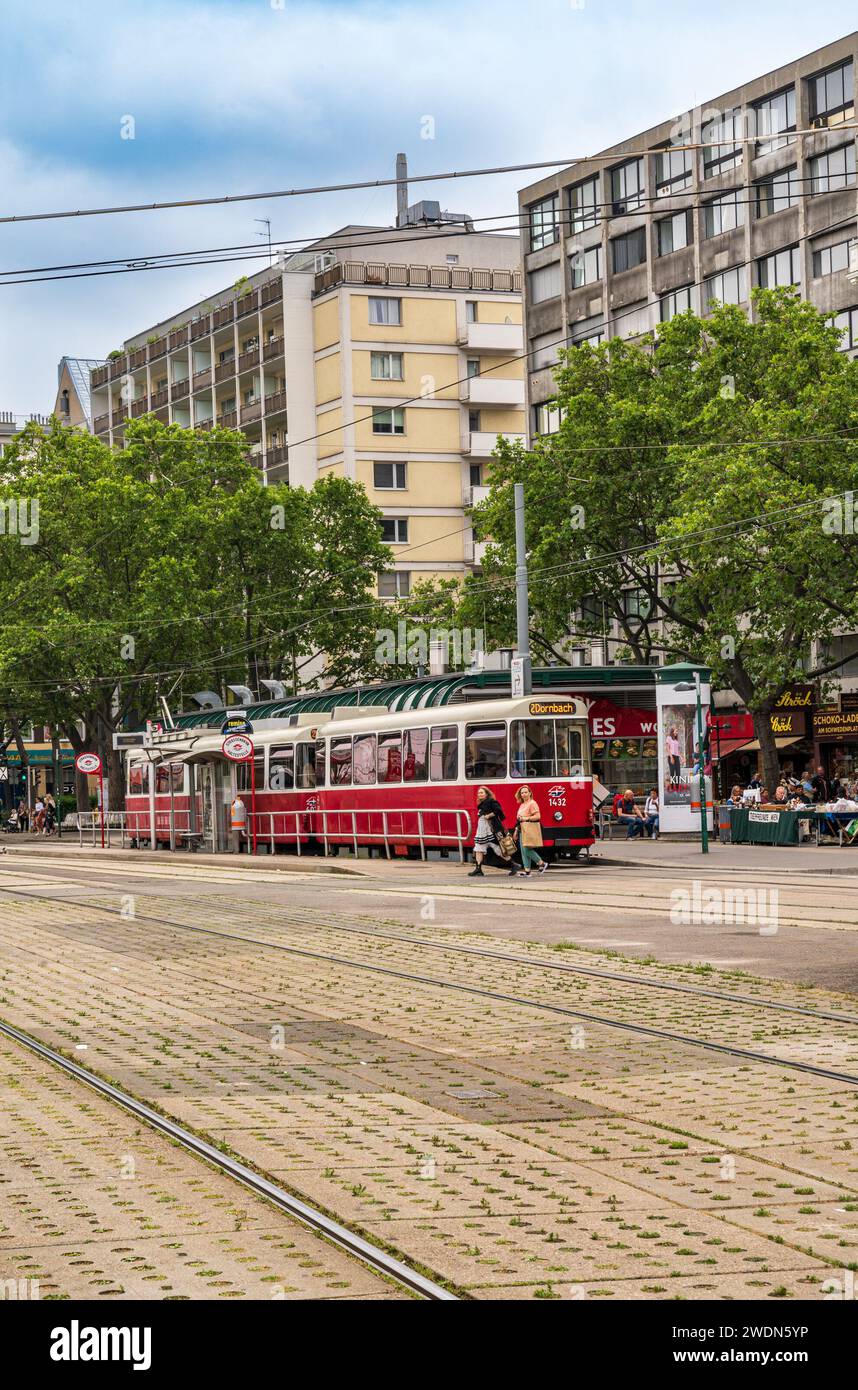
top-left (44, 792), bottom-right (57, 835)
top-left (468, 785), bottom-right (508, 877)
top-left (33, 797), bottom-right (45, 833)
top-left (17, 797), bottom-right (29, 834)
top-left (513, 785), bottom-right (548, 878)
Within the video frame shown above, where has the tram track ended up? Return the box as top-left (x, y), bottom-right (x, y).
top-left (2, 880), bottom-right (858, 1089)
top-left (0, 1014), bottom-right (457, 1302)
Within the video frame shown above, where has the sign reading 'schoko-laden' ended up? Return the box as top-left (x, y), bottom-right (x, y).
top-left (813, 709), bottom-right (858, 739)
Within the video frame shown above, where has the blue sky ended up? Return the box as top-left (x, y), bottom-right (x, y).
top-left (1, 0), bottom-right (856, 416)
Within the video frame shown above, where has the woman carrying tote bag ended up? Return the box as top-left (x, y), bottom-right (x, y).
top-left (514, 785), bottom-right (548, 877)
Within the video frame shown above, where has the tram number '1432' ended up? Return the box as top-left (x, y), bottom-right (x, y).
top-left (547, 784), bottom-right (567, 806)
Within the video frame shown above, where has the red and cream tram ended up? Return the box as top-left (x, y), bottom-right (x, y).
top-left (124, 694), bottom-right (594, 859)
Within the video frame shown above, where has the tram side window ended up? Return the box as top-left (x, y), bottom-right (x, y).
top-left (269, 745), bottom-right (294, 791)
top-left (403, 727), bottom-right (429, 782)
top-left (315, 740), bottom-right (327, 788)
top-left (296, 743), bottom-right (317, 788)
top-left (509, 719), bottom-right (585, 777)
top-left (330, 736), bottom-right (352, 784)
top-left (430, 725), bottom-right (459, 782)
top-left (155, 763), bottom-right (184, 794)
top-left (236, 757), bottom-right (264, 793)
top-left (465, 722), bottom-right (507, 781)
top-left (377, 731), bottom-right (402, 783)
top-left (128, 763), bottom-right (149, 795)
top-left (353, 733), bottom-right (377, 785)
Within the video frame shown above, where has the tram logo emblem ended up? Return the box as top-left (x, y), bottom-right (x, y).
top-left (547, 784), bottom-right (567, 805)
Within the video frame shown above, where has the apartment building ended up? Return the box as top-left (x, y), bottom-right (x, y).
top-left (53, 356), bottom-right (104, 431)
top-left (519, 31), bottom-right (858, 438)
top-left (87, 218), bottom-right (526, 594)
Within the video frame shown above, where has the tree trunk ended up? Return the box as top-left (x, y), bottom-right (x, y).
top-left (62, 721), bottom-right (92, 812)
top-left (751, 708), bottom-right (780, 795)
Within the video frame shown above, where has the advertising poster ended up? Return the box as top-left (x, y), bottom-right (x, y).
top-left (661, 704), bottom-right (696, 806)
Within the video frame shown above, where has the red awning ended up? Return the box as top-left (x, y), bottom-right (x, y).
top-left (710, 737), bottom-right (753, 761)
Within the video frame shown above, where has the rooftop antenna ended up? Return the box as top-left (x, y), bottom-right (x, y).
top-left (395, 153), bottom-right (408, 228)
top-left (255, 217), bottom-right (273, 267)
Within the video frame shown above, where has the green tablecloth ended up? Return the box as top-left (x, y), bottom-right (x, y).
top-left (728, 807), bottom-right (802, 845)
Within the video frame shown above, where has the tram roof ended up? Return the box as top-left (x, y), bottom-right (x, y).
top-left (166, 666), bottom-right (657, 732)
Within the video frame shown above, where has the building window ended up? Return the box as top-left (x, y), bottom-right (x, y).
top-left (757, 245), bottom-right (802, 290)
top-left (528, 263), bottom-right (562, 303)
top-left (373, 461), bottom-right (407, 489)
top-left (809, 144), bottom-right (856, 195)
top-left (531, 332), bottom-right (560, 369)
top-left (468, 409), bottom-right (481, 432)
top-left (469, 463), bottom-right (482, 487)
top-left (532, 402), bottom-right (564, 436)
top-left (659, 286), bottom-right (693, 322)
top-left (571, 315), bottom-right (605, 346)
top-left (702, 106), bottom-right (743, 177)
top-left (615, 301), bottom-right (651, 338)
top-left (372, 407), bottom-right (405, 434)
top-left (371, 351), bottom-right (404, 380)
top-left (466, 358), bottom-right (480, 378)
top-left (654, 145), bottom-right (693, 195)
top-left (466, 301), bottom-right (478, 323)
top-left (610, 158), bottom-right (644, 212)
top-left (703, 266), bottom-right (747, 309)
top-left (611, 227), bottom-right (647, 274)
top-left (529, 192), bottom-right (559, 251)
top-left (756, 165), bottom-right (799, 217)
top-left (809, 59), bottom-right (854, 128)
top-left (656, 209), bottom-right (691, 256)
top-left (753, 87), bottom-right (796, 153)
top-left (812, 238), bottom-right (855, 277)
top-left (368, 296), bottom-right (401, 326)
top-left (446, 254), bottom-right (459, 265)
top-left (569, 175), bottom-right (600, 231)
top-left (703, 190), bottom-right (745, 238)
top-left (570, 245), bottom-right (601, 288)
top-left (380, 517), bottom-right (408, 544)
top-left (622, 588), bottom-right (651, 619)
top-left (833, 306), bottom-right (858, 351)
top-left (378, 571), bottom-right (410, 599)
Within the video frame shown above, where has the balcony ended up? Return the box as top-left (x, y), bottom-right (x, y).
top-left (194, 418), bottom-right (213, 431)
top-left (169, 325), bottom-right (188, 351)
top-left (149, 335), bottom-right (167, 360)
top-left (467, 430), bottom-right (526, 458)
top-left (267, 443), bottom-right (288, 470)
top-left (260, 278), bottom-right (283, 307)
top-left (241, 398), bottom-right (262, 424)
top-left (217, 409), bottom-right (238, 428)
top-left (109, 356), bottom-right (126, 380)
top-left (129, 347), bottom-right (147, 370)
top-left (264, 389), bottom-right (287, 416)
top-left (236, 289), bottom-right (259, 318)
top-left (171, 378), bottom-right (190, 401)
top-left (91, 365), bottom-right (109, 389)
top-left (263, 335), bottom-right (284, 361)
top-left (93, 413), bottom-right (110, 434)
top-left (458, 322), bottom-right (523, 355)
top-left (193, 367), bottom-right (212, 390)
top-left (213, 304), bottom-right (234, 330)
top-left (190, 315), bottom-right (210, 341)
top-left (131, 398), bottom-right (149, 418)
top-left (315, 260), bottom-right (522, 296)
top-left (214, 359), bottom-right (236, 383)
top-left (238, 346), bottom-right (260, 373)
top-left (150, 387), bottom-right (168, 409)
top-left (462, 377), bottom-right (526, 407)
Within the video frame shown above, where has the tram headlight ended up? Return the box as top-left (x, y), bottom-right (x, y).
top-left (553, 811), bottom-right (563, 822)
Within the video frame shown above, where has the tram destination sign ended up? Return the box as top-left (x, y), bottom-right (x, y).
top-left (528, 700), bottom-right (574, 716)
top-left (222, 733), bottom-right (254, 762)
top-left (221, 715), bottom-right (254, 736)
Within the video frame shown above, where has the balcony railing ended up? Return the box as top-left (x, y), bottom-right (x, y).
top-left (93, 413), bottom-right (110, 433)
top-left (214, 359), bottom-right (235, 383)
top-left (193, 367), bottom-right (213, 389)
top-left (109, 357), bottom-right (126, 380)
top-left (129, 347), bottom-right (147, 370)
top-left (263, 335), bottom-right (284, 360)
top-left (241, 399), bottom-right (262, 424)
top-left (213, 305), bottom-right (234, 330)
top-left (267, 444), bottom-right (288, 469)
top-left (150, 387), bottom-right (168, 409)
top-left (190, 315), bottom-right (211, 340)
top-left (260, 278), bottom-right (283, 307)
top-left (236, 289), bottom-right (258, 318)
top-left (171, 378), bottom-right (190, 401)
top-left (131, 398), bottom-right (149, 418)
top-left (149, 335), bottom-right (167, 359)
top-left (238, 347), bottom-right (260, 373)
top-left (264, 390), bottom-right (287, 416)
top-left (91, 365), bottom-right (109, 389)
top-left (194, 418), bottom-right (214, 431)
top-left (315, 261), bottom-right (522, 295)
top-left (217, 409), bottom-right (238, 428)
top-left (169, 326), bottom-right (188, 351)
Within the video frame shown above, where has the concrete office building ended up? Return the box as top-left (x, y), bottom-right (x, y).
top-left (87, 216), bottom-right (525, 594)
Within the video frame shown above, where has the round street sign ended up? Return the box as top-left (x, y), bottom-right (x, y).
top-left (222, 733), bottom-right (253, 762)
top-left (75, 752), bottom-right (102, 775)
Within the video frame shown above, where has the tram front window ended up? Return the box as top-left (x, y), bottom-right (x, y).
top-left (296, 744), bottom-right (316, 788)
top-left (510, 719), bottom-right (586, 777)
top-left (465, 722), bottom-right (507, 780)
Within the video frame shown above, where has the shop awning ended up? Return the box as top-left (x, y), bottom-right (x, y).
top-left (735, 736), bottom-right (803, 753)
top-left (711, 737), bottom-right (753, 760)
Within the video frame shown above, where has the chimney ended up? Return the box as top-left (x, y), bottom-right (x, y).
top-left (395, 153), bottom-right (408, 228)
